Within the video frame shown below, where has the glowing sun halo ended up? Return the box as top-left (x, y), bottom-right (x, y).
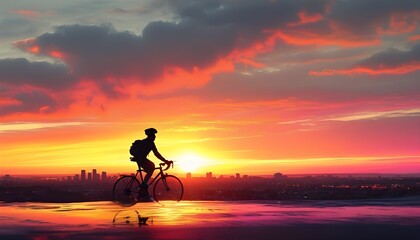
top-left (175, 152), bottom-right (206, 173)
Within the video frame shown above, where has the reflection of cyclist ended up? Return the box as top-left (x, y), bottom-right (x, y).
top-left (133, 128), bottom-right (170, 189)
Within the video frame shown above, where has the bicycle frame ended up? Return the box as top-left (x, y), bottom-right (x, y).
top-left (120, 163), bottom-right (169, 194)
top-left (136, 164), bottom-right (167, 187)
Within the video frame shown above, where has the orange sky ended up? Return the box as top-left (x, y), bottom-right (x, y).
top-left (1, 0), bottom-right (420, 176)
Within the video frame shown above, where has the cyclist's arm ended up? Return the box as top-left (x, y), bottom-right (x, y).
top-left (152, 149), bottom-right (167, 162)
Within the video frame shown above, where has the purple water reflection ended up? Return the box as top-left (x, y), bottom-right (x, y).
top-left (1, 198), bottom-right (420, 239)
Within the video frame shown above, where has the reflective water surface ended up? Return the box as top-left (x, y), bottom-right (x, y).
top-left (1, 198), bottom-right (420, 239)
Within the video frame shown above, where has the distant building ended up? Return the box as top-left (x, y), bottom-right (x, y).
top-left (3, 174), bottom-right (12, 180)
top-left (206, 172), bottom-right (213, 179)
top-left (101, 171), bottom-right (107, 181)
top-left (274, 173), bottom-right (283, 179)
top-left (2, 174), bottom-right (14, 184)
top-left (236, 173), bottom-right (240, 179)
top-left (92, 169), bottom-right (98, 182)
top-left (81, 170), bottom-right (86, 182)
top-left (88, 172), bottom-right (92, 181)
top-left (186, 172), bottom-right (192, 179)
top-left (74, 174), bottom-right (80, 182)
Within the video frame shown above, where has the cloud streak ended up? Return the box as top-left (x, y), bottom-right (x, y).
top-left (325, 108), bottom-right (420, 122)
top-left (310, 44), bottom-right (420, 76)
top-left (0, 121), bottom-right (90, 133)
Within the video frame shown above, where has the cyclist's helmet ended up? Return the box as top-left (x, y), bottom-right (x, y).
top-left (145, 128), bottom-right (158, 136)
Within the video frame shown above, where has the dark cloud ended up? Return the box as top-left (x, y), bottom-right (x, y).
top-left (15, 0), bottom-right (418, 83)
top-left (0, 90), bottom-right (58, 115)
top-left (172, 0), bottom-right (327, 25)
top-left (329, 0), bottom-right (420, 35)
top-left (14, 0), bottom-right (419, 83)
top-left (17, 1), bottom-right (330, 81)
top-left (0, 58), bottom-right (74, 90)
top-left (96, 79), bottom-right (128, 99)
top-left (309, 43), bottom-right (420, 76)
top-left (0, 58), bottom-right (76, 116)
top-left (168, 0), bottom-right (420, 36)
top-left (356, 44), bottom-right (420, 68)
top-left (22, 23), bottom-right (235, 80)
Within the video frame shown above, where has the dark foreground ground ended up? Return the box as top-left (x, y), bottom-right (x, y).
top-left (4, 223), bottom-right (420, 240)
top-left (1, 197), bottom-right (420, 240)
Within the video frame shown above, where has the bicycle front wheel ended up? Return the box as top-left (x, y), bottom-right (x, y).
top-left (113, 176), bottom-right (140, 206)
top-left (153, 175), bottom-right (184, 204)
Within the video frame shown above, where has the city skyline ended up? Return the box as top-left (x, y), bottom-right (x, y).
top-left (2, 169), bottom-right (419, 203)
top-left (4, 168), bottom-right (420, 181)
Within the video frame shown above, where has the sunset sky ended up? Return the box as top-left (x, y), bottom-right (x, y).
top-left (1, 0), bottom-right (420, 176)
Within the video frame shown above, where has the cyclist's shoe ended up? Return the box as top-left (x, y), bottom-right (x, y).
top-left (141, 182), bottom-right (149, 190)
top-left (136, 188), bottom-right (148, 200)
top-left (138, 195), bottom-right (155, 202)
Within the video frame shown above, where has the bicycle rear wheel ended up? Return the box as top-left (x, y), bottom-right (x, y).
top-left (113, 176), bottom-right (140, 206)
top-left (153, 175), bottom-right (184, 204)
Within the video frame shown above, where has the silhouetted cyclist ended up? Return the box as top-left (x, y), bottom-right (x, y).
top-left (130, 128), bottom-right (170, 201)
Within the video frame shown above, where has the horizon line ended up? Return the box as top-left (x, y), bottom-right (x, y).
top-left (4, 172), bottom-right (420, 178)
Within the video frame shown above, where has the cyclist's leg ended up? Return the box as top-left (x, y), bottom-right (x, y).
top-left (136, 159), bottom-right (155, 201)
top-left (137, 159), bottom-right (155, 185)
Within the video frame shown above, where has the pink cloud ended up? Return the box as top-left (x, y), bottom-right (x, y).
top-left (10, 9), bottom-right (50, 18)
top-left (309, 63), bottom-right (420, 76)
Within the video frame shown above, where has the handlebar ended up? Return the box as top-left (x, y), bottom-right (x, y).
top-left (159, 160), bottom-right (173, 171)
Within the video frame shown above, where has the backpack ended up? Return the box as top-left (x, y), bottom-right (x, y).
top-left (129, 139), bottom-right (145, 157)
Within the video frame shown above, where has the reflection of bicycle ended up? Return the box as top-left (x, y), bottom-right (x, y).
top-left (113, 160), bottom-right (183, 206)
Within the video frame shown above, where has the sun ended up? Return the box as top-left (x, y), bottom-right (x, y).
top-left (175, 152), bottom-right (206, 173)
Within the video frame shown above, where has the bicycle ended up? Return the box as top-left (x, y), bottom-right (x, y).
top-left (113, 160), bottom-right (184, 206)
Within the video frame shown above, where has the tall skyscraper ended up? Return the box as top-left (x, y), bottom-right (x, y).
top-left (101, 171), bottom-right (107, 181)
top-left (81, 170), bottom-right (86, 182)
top-left (206, 172), bottom-right (212, 179)
top-left (92, 169), bottom-right (98, 182)
top-left (186, 172), bottom-right (192, 179)
top-left (87, 172), bottom-right (92, 181)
